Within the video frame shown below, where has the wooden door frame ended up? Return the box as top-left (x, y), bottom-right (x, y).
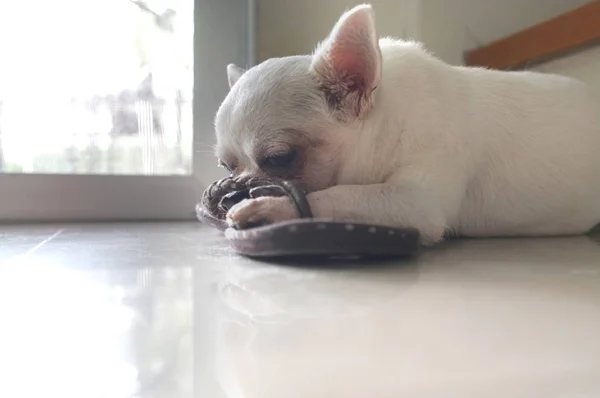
top-left (464, 1), bottom-right (600, 69)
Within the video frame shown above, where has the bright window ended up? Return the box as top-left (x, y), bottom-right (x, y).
top-left (0, 0), bottom-right (253, 221)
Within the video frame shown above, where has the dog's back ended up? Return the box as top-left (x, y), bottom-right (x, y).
top-left (361, 39), bottom-right (600, 237)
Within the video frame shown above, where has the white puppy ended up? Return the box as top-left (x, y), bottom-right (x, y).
top-left (213, 4), bottom-right (600, 245)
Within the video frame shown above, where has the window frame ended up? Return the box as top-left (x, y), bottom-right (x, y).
top-left (0, 0), bottom-right (255, 222)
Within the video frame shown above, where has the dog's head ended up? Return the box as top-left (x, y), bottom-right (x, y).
top-left (214, 4), bottom-right (382, 192)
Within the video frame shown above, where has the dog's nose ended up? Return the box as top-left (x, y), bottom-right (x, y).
top-left (234, 175), bottom-right (274, 188)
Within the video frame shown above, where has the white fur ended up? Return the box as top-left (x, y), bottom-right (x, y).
top-left (330, 36), bottom-right (600, 241)
top-left (220, 4), bottom-right (600, 245)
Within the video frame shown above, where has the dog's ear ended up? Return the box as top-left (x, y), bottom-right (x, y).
top-left (311, 4), bottom-right (382, 121)
top-left (227, 64), bottom-right (246, 88)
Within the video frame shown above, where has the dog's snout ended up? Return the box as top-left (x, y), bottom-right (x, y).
top-left (233, 175), bottom-right (274, 188)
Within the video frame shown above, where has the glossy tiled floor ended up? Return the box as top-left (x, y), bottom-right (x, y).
top-left (1, 223), bottom-right (599, 398)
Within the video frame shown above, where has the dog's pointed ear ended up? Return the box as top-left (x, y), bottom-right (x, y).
top-left (227, 64), bottom-right (246, 88)
top-left (311, 4), bottom-right (382, 121)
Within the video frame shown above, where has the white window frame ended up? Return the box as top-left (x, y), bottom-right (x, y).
top-left (0, 0), bottom-right (256, 222)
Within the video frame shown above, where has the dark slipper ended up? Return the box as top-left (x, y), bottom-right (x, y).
top-left (196, 178), bottom-right (420, 259)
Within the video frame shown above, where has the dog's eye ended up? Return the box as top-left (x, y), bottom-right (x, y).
top-left (218, 160), bottom-right (233, 173)
top-left (261, 150), bottom-right (297, 169)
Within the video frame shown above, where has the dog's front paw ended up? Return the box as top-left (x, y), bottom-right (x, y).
top-left (226, 196), bottom-right (298, 229)
top-left (202, 177), bottom-right (242, 219)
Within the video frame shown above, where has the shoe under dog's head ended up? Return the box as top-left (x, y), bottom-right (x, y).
top-left (214, 4), bottom-right (382, 192)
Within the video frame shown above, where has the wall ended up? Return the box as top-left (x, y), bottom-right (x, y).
top-left (418, 0), bottom-right (600, 93)
top-left (257, 0), bottom-right (594, 66)
top-left (461, 0), bottom-right (600, 93)
top-left (417, 0), bottom-right (468, 65)
top-left (257, 0), bottom-right (420, 61)
top-left (255, 0), bottom-right (600, 109)
top-left (462, 0), bottom-right (593, 46)
top-left (413, 0), bottom-right (594, 65)
top-left (532, 46), bottom-right (600, 93)
top-left (194, 0), bottom-right (250, 184)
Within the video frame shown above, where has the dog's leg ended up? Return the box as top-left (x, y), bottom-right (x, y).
top-left (227, 179), bottom-right (461, 245)
top-left (310, 183), bottom-right (450, 245)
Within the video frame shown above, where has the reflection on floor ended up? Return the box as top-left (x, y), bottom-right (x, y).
top-left (1, 222), bottom-right (599, 398)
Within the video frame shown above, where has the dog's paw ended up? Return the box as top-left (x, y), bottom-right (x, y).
top-left (226, 196), bottom-right (298, 229)
top-left (202, 177), bottom-right (241, 218)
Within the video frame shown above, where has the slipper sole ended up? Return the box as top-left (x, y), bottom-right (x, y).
top-left (224, 219), bottom-right (420, 258)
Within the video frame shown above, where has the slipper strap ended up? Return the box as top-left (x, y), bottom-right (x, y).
top-left (280, 181), bottom-right (313, 218)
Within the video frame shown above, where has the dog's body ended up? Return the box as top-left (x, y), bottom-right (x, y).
top-left (215, 4), bottom-right (600, 245)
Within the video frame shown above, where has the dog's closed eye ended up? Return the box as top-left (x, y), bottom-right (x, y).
top-left (218, 159), bottom-right (234, 174)
top-left (260, 150), bottom-right (298, 169)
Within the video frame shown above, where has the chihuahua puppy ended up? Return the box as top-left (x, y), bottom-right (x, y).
top-left (213, 4), bottom-right (600, 245)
